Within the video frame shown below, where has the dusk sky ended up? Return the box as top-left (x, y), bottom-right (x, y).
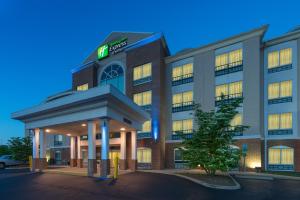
top-left (0, 0), bottom-right (300, 144)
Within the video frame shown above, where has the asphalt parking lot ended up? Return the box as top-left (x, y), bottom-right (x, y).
top-left (0, 169), bottom-right (300, 200)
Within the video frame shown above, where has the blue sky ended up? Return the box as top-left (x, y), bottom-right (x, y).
top-left (0, 0), bottom-right (300, 144)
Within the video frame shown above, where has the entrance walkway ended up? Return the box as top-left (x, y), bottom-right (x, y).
top-left (44, 166), bottom-right (132, 177)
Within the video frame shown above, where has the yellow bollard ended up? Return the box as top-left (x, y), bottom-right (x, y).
top-left (29, 156), bottom-right (32, 171)
top-left (113, 156), bottom-right (119, 179)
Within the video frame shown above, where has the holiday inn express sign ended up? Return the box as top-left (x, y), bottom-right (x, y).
top-left (98, 37), bottom-right (128, 60)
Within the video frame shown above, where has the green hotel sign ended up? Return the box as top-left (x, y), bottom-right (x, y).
top-left (98, 37), bottom-right (128, 60)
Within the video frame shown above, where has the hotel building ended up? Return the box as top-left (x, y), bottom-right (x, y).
top-left (12, 25), bottom-right (300, 175)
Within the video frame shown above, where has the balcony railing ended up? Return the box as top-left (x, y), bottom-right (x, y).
top-left (137, 132), bottom-right (152, 139)
top-left (215, 93), bottom-right (243, 106)
top-left (172, 73), bottom-right (193, 86)
top-left (141, 104), bottom-right (151, 111)
top-left (268, 96), bottom-right (292, 105)
top-left (80, 132), bottom-right (121, 141)
top-left (133, 76), bottom-right (152, 86)
top-left (268, 129), bottom-right (293, 135)
top-left (226, 126), bottom-right (243, 136)
top-left (215, 61), bottom-right (243, 76)
top-left (268, 64), bottom-right (292, 74)
top-left (172, 130), bottom-right (193, 140)
top-left (172, 101), bottom-right (194, 113)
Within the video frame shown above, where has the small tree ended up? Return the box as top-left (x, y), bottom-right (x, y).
top-left (7, 136), bottom-right (32, 161)
top-left (0, 145), bottom-right (10, 156)
top-left (181, 97), bottom-right (248, 176)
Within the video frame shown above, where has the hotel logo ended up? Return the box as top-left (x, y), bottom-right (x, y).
top-left (98, 44), bottom-right (109, 60)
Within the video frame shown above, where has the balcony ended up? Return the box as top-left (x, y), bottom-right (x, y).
top-left (172, 73), bottom-right (193, 86)
top-left (172, 101), bottom-right (194, 113)
top-left (133, 76), bottom-right (152, 86)
top-left (268, 129), bottom-right (293, 135)
top-left (137, 132), bottom-right (152, 139)
top-left (268, 64), bottom-right (292, 74)
top-left (215, 61), bottom-right (243, 76)
top-left (171, 130), bottom-right (193, 140)
top-left (141, 104), bottom-right (151, 111)
top-left (226, 126), bottom-right (243, 136)
top-left (215, 93), bottom-right (243, 106)
top-left (268, 96), bottom-right (292, 105)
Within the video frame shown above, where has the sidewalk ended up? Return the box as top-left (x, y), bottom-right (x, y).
top-left (230, 171), bottom-right (300, 181)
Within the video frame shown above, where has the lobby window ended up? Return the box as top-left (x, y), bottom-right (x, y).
top-left (268, 48), bottom-right (292, 73)
top-left (133, 90), bottom-right (152, 110)
top-left (133, 63), bottom-right (152, 85)
top-left (100, 64), bottom-right (125, 93)
top-left (54, 135), bottom-right (63, 146)
top-left (77, 83), bottom-right (89, 91)
top-left (215, 49), bottom-right (243, 76)
top-left (268, 113), bottom-right (293, 135)
top-left (268, 80), bottom-right (292, 104)
top-left (172, 119), bottom-right (193, 140)
top-left (172, 91), bottom-right (194, 112)
top-left (268, 146), bottom-right (294, 170)
top-left (215, 81), bottom-right (243, 105)
top-left (137, 148), bottom-right (152, 163)
top-left (172, 63), bottom-right (193, 86)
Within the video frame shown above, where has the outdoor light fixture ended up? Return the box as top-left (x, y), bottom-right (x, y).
top-left (81, 123), bottom-right (87, 127)
top-left (45, 129), bottom-right (50, 133)
top-left (120, 127), bottom-right (126, 131)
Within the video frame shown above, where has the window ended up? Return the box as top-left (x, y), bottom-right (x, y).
top-left (268, 48), bottom-right (292, 69)
top-left (133, 63), bottom-right (152, 84)
top-left (172, 91), bottom-right (193, 112)
top-left (77, 83), bottom-right (89, 91)
top-left (137, 148), bottom-right (152, 163)
top-left (215, 49), bottom-right (243, 70)
top-left (172, 63), bottom-right (193, 84)
top-left (141, 120), bottom-right (151, 133)
top-left (268, 80), bottom-right (292, 99)
top-left (100, 64), bottom-right (124, 93)
top-left (54, 135), bottom-right (63, 146)
top-left (268, 113), bottom-right (292, 130)
top-left (215, 81), bottom-right (243, 98)
top-left (133, 91), bottom-right (152, 106)
top-left (268, 146), bottom-right (294, 165)
top-left (172, 119), bottom-right (193, 134)
top-left (174, 149), bottom-right (184, 162)
top-left (230, 113), bottom-right (242, 127)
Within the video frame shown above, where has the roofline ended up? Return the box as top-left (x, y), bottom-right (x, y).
top-left (263, 29), bottom-right (300, 47)
top-left (165, 25), bottom-right (269, 64)
top-left (71, 32), bottom-right (169, 73)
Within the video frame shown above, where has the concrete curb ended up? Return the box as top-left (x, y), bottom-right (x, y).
top-left (138, 170), bottom-right (240, 190)
top-left (230, 172), bottom-right (300, 181)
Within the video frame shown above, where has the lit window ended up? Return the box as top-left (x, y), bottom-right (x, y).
top-left (215, 81), bottom-right (242, 98)
top-left (268, 146), bottom-right (294, 165)
top-left (77, 83), bottom-right (89, 91)
top-left (141, 120), bottom-right (151, 133)
top-left (133, 63), bottom-right (152, 81)
top-left (268, 80), bottom-right (292, 99)
top-left (172, 119), bottom-right (193, 133)
top-left (172, 63), bottom-right (193, 80)
top-left (133, 91), bottom-right (152, 106)
top-left (268, 113), bottom-right (292, 130)
top-left (137, 148), bottom-right (152, 163)
top-left (268, 48), bottom-right (292, 69)
top-left (173, 91), bottom-right (193, 105)
top-left (215, 49), bottom-right (243, 70)
top-left (230, 113), bottom-right (242, 127)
